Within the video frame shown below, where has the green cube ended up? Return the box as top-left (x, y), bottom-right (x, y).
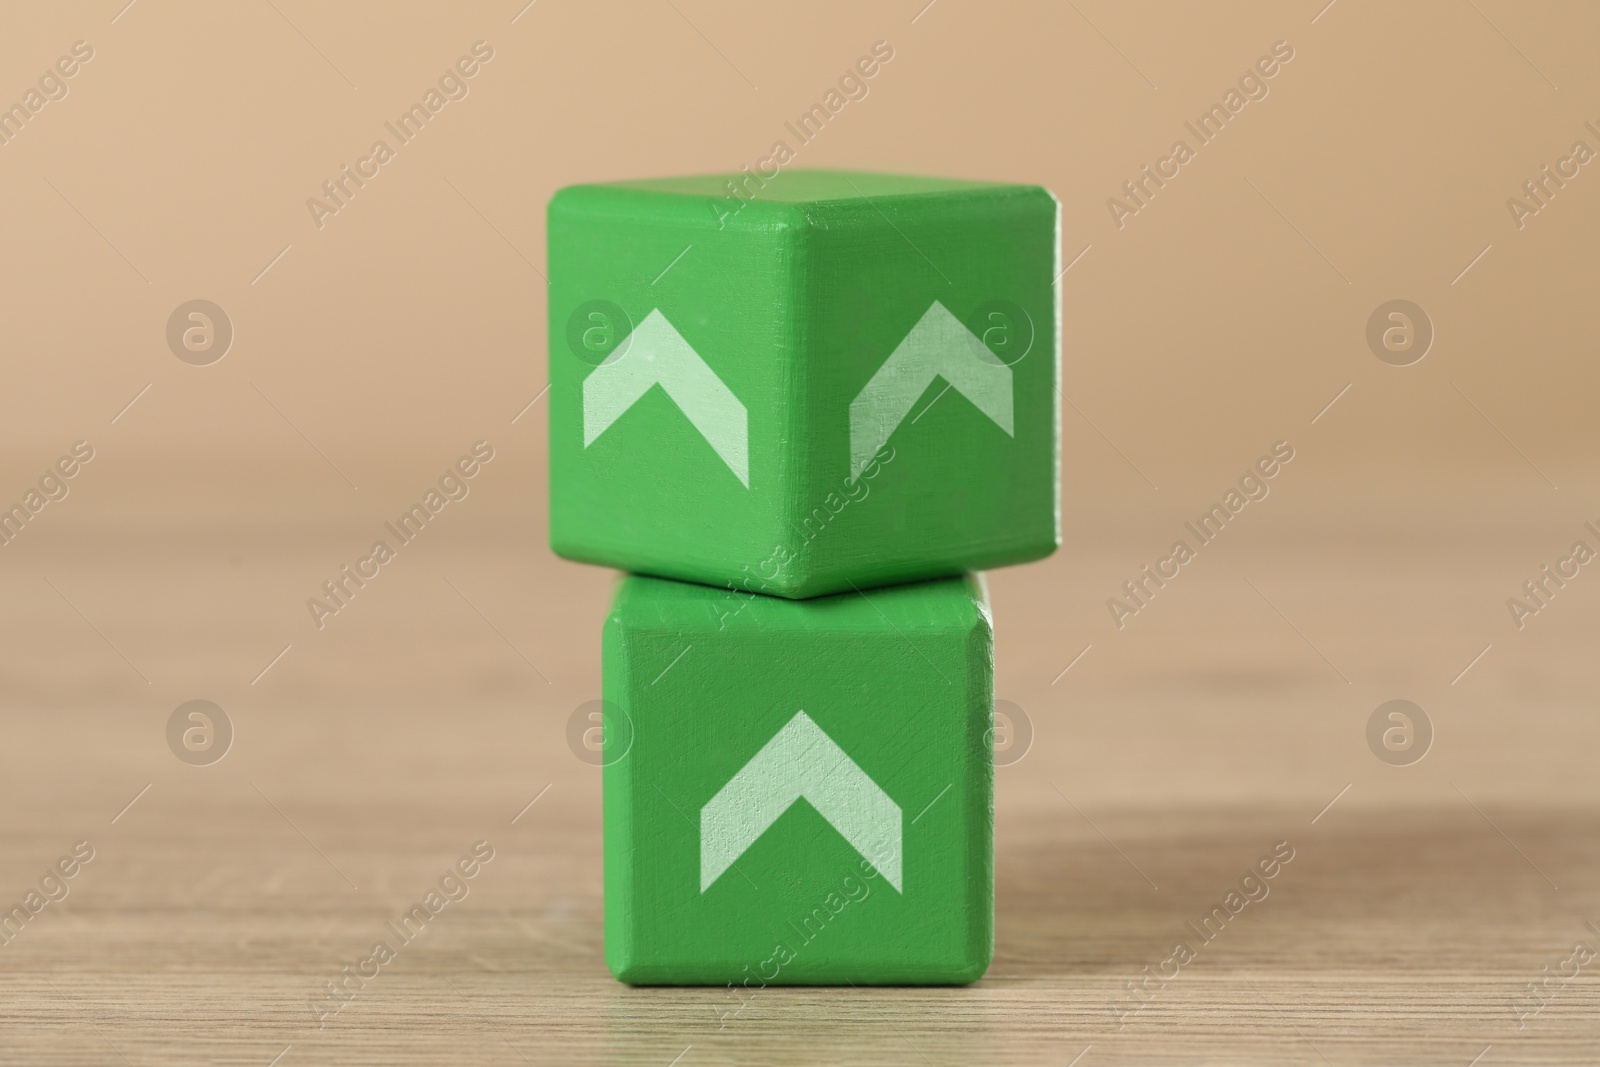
top-left (601, 573), bottom-right (994, 985)
top-left (549, 170), bottom-right (1059, 598)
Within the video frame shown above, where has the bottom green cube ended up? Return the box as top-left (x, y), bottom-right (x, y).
top-left (601, 573), bottom-right (995, 986)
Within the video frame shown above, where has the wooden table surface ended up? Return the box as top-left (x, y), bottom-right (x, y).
top-left (3, 494), bottom-right (1597, 1065)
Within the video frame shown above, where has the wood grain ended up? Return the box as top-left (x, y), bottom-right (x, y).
top-left (2, 503), bottom-right (1597, 1064)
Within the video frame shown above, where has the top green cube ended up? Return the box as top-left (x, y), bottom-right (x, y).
top-left (549, 170), bottom-right (1059, 598)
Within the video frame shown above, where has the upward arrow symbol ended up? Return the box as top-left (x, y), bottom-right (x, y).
top-left (583, 309), bottom-right (749, 486)
top-left (700, 711), bottom-right (902, 893)
top-left (848, 300), bottom-right (1015, 480)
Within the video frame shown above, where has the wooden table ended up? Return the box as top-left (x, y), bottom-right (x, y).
top-left (3, 498), bottom-right (1596, 1064)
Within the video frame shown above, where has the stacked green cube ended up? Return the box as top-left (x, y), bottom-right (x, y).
top-left (549, 170), bottom-right (1059, 985)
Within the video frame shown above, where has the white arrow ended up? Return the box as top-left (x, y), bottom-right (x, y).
top-left (848, 300), bottom-right (1014, 480)
top-left (700, 711), bottom-right (901, 892)
top-left (583, 309), bottom-right (749, 486)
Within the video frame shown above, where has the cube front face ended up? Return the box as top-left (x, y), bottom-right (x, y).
top-left (549, 170), bottom-right (1059, 598)
top-left (602, 574), bottom-right (994, 985)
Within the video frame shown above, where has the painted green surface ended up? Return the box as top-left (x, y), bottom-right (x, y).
top-left (602, 573), bottom-right (994, 986)
top-left (549, 169), bottom-right (1059, 598)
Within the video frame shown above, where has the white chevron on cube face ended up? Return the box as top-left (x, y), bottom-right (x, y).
top-left (848, 300), bottom-right (1015, 481)
top-left (582, 308), bottom-right (750, 486)
top-left (700, 711), bottom-right (902, 893)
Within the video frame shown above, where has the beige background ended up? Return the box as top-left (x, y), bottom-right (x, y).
top-left (3, 1), bottom-right (1599, 1064)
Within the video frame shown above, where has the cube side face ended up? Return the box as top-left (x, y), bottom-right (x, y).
top-left (600, 602), bottom-right (637, 981)
top-left (549, 186), bottom-right (804, 589)
top-left (602, 575), bottom-right (994, 985)
top-left (779, 185), bottom-right (1060, 596)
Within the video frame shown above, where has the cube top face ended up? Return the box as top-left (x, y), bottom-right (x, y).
top-left (549, 169), bottom-right (1060, 598)
top-left (600, 169), bottom-right (1024, 203)
top-left (602, 574), bottom-right (994, 985)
